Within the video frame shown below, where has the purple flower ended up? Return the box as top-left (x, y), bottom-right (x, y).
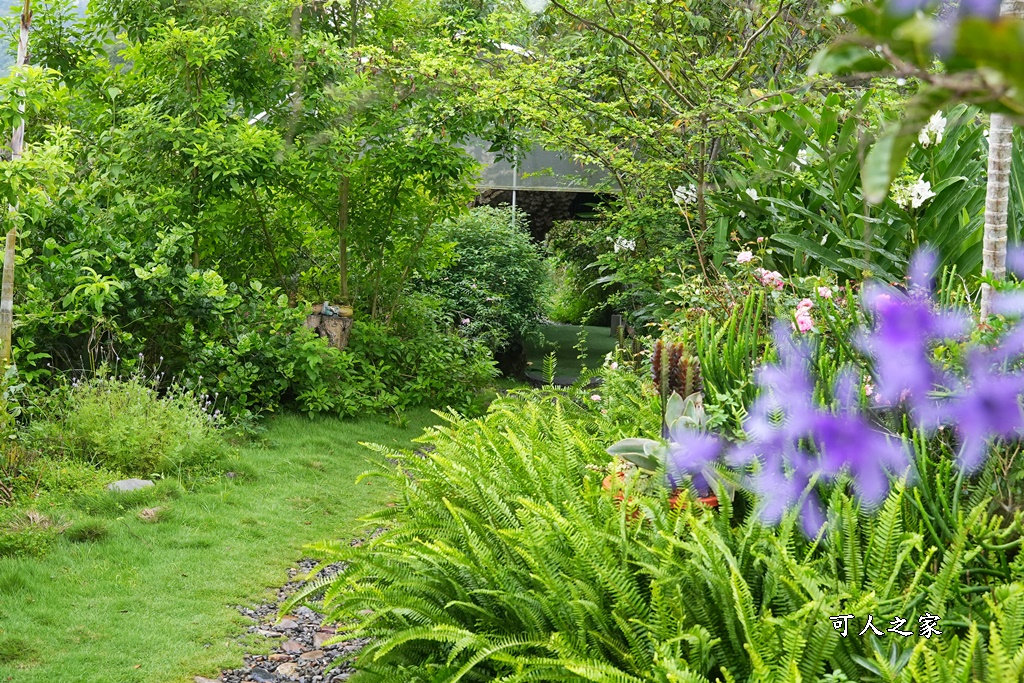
top-left (956, 0), bottom-right (1002, 20)
top-left (934, 352), bottom-right (1024, 472)
top-left (887, 0), bottom-right (931, 15)
top-left (857, 252), bottom-right (967, 418)
top-left (732, 330), bottom-right (910, 533)
top-left (667, 428), bottom-right (722, 495)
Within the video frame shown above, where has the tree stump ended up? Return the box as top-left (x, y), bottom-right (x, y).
top-left (304, 303), bottom-right (353, 351)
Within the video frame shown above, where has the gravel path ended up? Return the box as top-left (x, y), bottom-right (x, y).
top-left (197, 557), bottom-right (365, 683)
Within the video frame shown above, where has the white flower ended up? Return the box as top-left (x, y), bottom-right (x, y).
top-left (612, 237), bottom-right (636, 253)
top-left (745, 188), bottom-right (759, 201)
top-left (796, 148), bottom-right (808, 167)
top-left (738, 210), bottom-right (746, 218)
top-left (910, 176), bottom-right (936, 208)
top-left (590, 394), bottom-right (602, 402)
top-left (609, 361), bottom-right (618, 370)
top-left (736, 250), bottom-right (754, 264)
top-left (896, 78), bottom-right (907, 86)
top-left (918, 110), bottom-right (946, 148)
top-left (673, 184), bottom-right (698, 206)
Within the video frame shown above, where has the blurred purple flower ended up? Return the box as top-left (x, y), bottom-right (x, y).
top-left (887, 0), bottom-right (931, 15)
top-left (857, 252), bottom-right (967, 419)
top-left (888, 0), bottom-right (1004, 55)
top-left (730, 330), bottom-right (910, 534)
top-left (667, 428), bottom-right (722, 495)
top-left (888, 0), bottom-right (1000, 19)
top-left (956, 0), bottom-right (1002, 20)
top-left (934, 352), bottom-right (1024, 471)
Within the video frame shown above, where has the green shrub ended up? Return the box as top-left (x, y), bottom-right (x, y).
top-left (182, 289), bottom-right (496, 419)
top-left (424, 206), bottom-right (548, 353)
top-left (65, 517), bottom-right (110, 543)
top-left (545, 260), bottom-right (608, 325)
top-left (32, 376), bottom-right (230, 477)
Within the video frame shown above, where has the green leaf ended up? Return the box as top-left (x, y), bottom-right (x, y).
top-left (606, 438), bottom-right (661, 458)
top-left (808, 44), bottom-right (892, 77)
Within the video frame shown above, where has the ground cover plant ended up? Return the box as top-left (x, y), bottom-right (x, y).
top-left (0, 410), bottom-right (438, 683)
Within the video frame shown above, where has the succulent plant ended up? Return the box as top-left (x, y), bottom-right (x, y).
top-left (606, 390), bottom-right (706, 472)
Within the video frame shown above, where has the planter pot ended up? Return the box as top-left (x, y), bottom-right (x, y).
top-left (669, 491), bottom-right (719, 509)
top-left (602, 472), bottom-right (718, 512)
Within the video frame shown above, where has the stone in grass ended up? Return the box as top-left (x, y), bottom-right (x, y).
top-left (107, 479), bottom-right (154, 492)
top-left (195, 677), bottom-right (220, 683)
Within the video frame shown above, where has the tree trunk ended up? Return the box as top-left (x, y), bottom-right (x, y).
top-left (980, 0), bottom-right (1024, 320)
top-left (0, 0), bottom-right (31, 365)
top-left (339, 175), bottom-right (349, 303)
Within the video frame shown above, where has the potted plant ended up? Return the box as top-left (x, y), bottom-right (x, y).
top-left (604, 391), bottom-right (720, 509)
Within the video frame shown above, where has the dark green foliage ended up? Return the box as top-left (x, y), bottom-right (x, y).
top-left (425, 207), bottom-right (548, 354)
top-left (177, 290), bottom-right (496, 419)
top-left (716, 94), bottom-right (993, 281)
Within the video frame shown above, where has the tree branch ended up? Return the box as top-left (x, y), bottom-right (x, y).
top-left (721, 1), bottom-right (789, 82)
top-left (546, 0), bottom-right (696, 109)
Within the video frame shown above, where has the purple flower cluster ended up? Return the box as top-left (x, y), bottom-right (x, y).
top-left (886, 0), bottom-right (1007, 56)
top-left (668, 250), bottom-right (1024, 537)
top-left (888, 0), bottom-right (1001, 20)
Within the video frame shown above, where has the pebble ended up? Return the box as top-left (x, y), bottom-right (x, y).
top-left (215, 553), bottom-right (369, 683)
top-left (275, 662), bottom-right (300, 680)
top-left (247, 668), bottom-right (275, 683)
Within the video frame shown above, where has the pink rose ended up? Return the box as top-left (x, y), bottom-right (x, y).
top-left (817, 286), bottom-right (832, 299)
top-left (795, 313), bottom-right (814, 333)
top-left (736, 250), bottom-right (754, 264)
top-left (797, 298), bottom-right (813, 311)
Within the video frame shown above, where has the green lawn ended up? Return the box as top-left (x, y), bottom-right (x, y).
top-left (525, 324), bottom-right (619, 377)
top-left (0, 410), bottom-right (439, 683)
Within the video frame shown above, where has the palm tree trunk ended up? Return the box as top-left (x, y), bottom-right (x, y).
top-left (980, 0), bottom-right (1024, 320)
top-left (0, 0), bottom-right (31, 365)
